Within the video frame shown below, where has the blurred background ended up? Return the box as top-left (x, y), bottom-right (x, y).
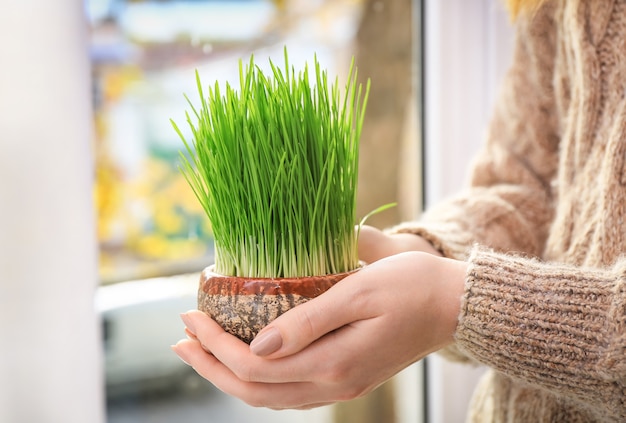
top-left (89, 0), bottom-right (417, 285)
top-left (89, 1), bottom-right (419, 422)
top-left (0, 0), bottom-right (514, 422)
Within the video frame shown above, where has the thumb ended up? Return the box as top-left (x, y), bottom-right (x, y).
top-left (249, 273), bottom-right (364, 358)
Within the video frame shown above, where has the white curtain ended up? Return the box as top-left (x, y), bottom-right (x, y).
top-left (0, 1), bottom-right (104, 422)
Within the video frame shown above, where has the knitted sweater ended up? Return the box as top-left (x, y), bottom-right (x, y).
top-left (392, 1), bottom-right (626, 421)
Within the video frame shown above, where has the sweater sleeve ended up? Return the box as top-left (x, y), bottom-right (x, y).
top-left (457, 247), bottom-right (626, 420)
top-left (392, 2), bottom-right (560, 260)
top-left (389, 3), bottom-right (626, 414)
top-left (389, 3), bottom-right (560, 362)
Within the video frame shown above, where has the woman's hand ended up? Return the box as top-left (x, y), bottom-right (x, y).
top-left (358, 225), bottom-right (442, 263)
top-left (172, 251), bottom-right (467, 410)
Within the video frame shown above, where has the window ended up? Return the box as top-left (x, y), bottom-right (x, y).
top-left (88, 1), bottom-right (423, 422)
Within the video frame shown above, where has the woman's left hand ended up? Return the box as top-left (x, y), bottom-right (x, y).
top-left (172, 251), bottom-right (467, 410)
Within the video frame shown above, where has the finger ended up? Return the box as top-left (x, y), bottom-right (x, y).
top-left (289, 402), bottom-right (336, 411)
top-left (181, 310), bottom-right (316, 383)
top-left (181, 309), bottom-right (246, 354)
top-left (172, 338), bottom-right (239, 391)
top-left (177, 306), bottom-right (391, 399)
top-left (180, 289), bottom-right (375, 386)
top-left (185, 327), bottom-right (197, 340)
top-left (250, 270), bottom-right (378, 359)
top-left (172, 338), bottom-right (338, 409)
top-left (181, 310), bottom-right (308, 382)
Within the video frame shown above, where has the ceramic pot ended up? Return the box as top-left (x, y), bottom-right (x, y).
top-left (198, 265), bottom-right (359, 344)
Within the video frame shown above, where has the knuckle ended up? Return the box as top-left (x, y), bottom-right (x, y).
top-left (336, 384), bottom-right (370, 402)
top-left (296, 307), bottom-right (318, 339)
top-left (322, 361), bottom-right (371, 402)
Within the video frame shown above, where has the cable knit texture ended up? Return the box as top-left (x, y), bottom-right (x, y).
top-left (391, 0), bottom-right (626, 421)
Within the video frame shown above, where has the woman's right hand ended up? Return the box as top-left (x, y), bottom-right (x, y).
top-left (358, 225), bottom-right (442, 263)
top-left (173, 250), bottom-right (466, 410)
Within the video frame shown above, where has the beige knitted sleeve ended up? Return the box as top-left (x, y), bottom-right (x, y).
top-left (390, 2), bottom-right (561, 362)
top-left (392, 1), bottom-right (559, 261)
top-left (457, 247), bottom-right (626, 421)
top-left (387, 2), bottom-right (626, 416)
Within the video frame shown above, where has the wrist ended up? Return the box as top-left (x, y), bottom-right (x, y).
top-left (387, 251), bottom-right (467, 350)
top-left (434, 256), bottom-right (467, 344)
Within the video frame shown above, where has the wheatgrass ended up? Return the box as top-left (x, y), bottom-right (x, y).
top-left (174, 49), bottom-right (370, 278)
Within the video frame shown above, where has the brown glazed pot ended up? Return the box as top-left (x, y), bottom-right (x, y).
top-left (198, 265), bottom-right (359, 344)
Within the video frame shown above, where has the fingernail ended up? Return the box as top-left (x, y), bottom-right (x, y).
top-left (180, 313), bottom-right (196, 335)
top-left (250, 326), bottom-right (283, 356)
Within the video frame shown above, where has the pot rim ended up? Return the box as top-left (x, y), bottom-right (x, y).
top-left (201, 263), bottom-right (363, 282)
